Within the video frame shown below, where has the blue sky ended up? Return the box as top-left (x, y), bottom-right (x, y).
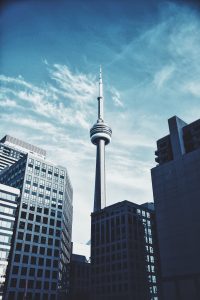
top-left (1, 0), bottom-right (200, 244)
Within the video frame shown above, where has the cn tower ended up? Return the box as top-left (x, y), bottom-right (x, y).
top-left (90, 67), bottom-right (112, 212)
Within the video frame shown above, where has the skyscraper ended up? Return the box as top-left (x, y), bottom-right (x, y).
top-left (0, 138), bottom-right (73, 300)
top-left (0, 135), bottom-right (46, 172)
top-left (90, 67), bottom-right (112, 212)
top-left (91, 200), bottom-right (160, 300)
top-left (151, 116), bottom-right (200, 300)
top-left (0, 183), bottom-right (20, 300)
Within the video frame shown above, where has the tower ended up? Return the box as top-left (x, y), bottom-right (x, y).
top-left (90, 67), bottom-right (112, 212)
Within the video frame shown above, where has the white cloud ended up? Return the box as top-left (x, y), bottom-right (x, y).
top-left (0, 99), bottom-right (18, 108)
top-left (110, 87), bottom-right (124, 107)
top-left (153, 65), bottom-right (175, 89)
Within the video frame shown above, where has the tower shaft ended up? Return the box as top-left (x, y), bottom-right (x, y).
top-left (94, 139), bottom-right (106, 211)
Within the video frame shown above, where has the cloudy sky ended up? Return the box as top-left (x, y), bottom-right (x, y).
top-left (1, 0), bottom-right (200, 245)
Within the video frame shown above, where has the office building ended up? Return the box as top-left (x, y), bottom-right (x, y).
top-left (68, 254), bottom-right (91, 300)
top-left (151, 116), bottom-right (200, 300)
top-left (0, 149), bottom-right (73, 300)
top-left (0, 183), bottom-right (20, 300)
top-left (91, 200), bottom-right (160, 300)
top-left (0, 135), bottom-right (46, 172)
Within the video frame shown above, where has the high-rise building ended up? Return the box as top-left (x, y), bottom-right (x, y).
top-left (0, 183), bottom-right (20, 300)
top-left (0, 142), bottom-right (73, 300)
top-left (0, 135), bottom-right (46, 172)
top-left (91, 200), bottom-right (160, 300)
top-left (68, 254), bottom-right (91, 300)
top-left (151, 116), bottom-right (200, 300)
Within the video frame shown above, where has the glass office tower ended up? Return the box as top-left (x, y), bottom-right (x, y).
top-left (0, 183), bottom-right (20, 300)
top-left (0, 153), bottom-right (73, 300)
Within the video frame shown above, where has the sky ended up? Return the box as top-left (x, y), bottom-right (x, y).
top-left (1, 0), bottom-right (200, 246)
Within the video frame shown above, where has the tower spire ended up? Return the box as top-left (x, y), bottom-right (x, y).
top-left (90, 68), bottom-right (112, 212)
top-left (98, 65), bottom-right (104, 121)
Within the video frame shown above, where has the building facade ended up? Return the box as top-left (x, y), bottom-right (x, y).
top-left (68, 254), bottom-right (91, 300)
top-left (91, 200), bottom-right (160, 300)
top-left (0, 152), bottom-right (73, 300)
top-left (151, 116), bottom-right (200, 300)
top-left (0, 135), bottom-right (46, 172)
top-left (0, 184), bottom-right (20, 300)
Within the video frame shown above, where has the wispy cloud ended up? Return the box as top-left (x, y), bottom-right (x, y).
top-left (110, 87), bottom-right (124, 107)
top-left (153, 65), bottom-right (175, 89)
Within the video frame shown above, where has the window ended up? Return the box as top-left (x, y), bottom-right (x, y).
top-left (44, 281), bottom-right (49, 289)
top-left (44, 208), bottom-right (49, 215)
top-left (46, 259), bottom-right (51, 267)
top-left (28, 280), bottom-right (34, 288)
top-left (40, 179), bottom-right (45, 187)
top-left (29, 213), bottom-right (34, 221)
top-left (56, 220), bottom-right (61, 227)
top-left (35, 225), bottom-right (40, 232)
top-left (16, 243), bottom-right (22, 251)
top-left (53, 260), bottom-right (58, 268)
top-left (23, 255), bottom-right (29, 263)
top-left (51, 210), bottom-right (56, 217)
top-left (40, 247), bottom-right (45, 255)
top-left (49, 228), bottom-right (54, 235)
top-left (39, 258), bottom-right (44, 266)
top-left (50, 219), bottom-right (54, 226)
top-left (26, 174), bottom-right (32, 182)
top-left (31, 256), bottom-right (36, 264)
top-left (35, 160), bottom-right (41, 167)
top-left (29, 268), bottom-right (35, 276)
top-left (46, 181), bottom-right (51, 190)
top-left (32, 246), bottom-right (38, 253)
top-left (22, 203), bottom-right (28, 209)
top-left (36, 215), bottom-right (41, 222)
top-left (43, 217), bottom-right (48, 224)
top-left (32, 185), bottom-right (37, 192)
top-left (41, 236), bottom-right (46, 244)
top-left (33, 235), bottom-right (39, 243)
top-left (29, 158), bottom-right (34, 164)
top-left (12, 266), bottom-right (19, 274)
top-left (42, 226), bottom-right (47, 234)
top-left (21, 267), bottom-right (27, 275)
top-left (33, 177), bottom-right (39, 185)
top-left (24, 244), bottom-right (30, 252)
top-left (26, 233), bottom-right (31, 241)
top-left (55, 239), bottom-right (60, 247)
top-left (30, 205), bottom-right (35, 211)
top-left (10, 278), bottom-right (17, 287)
top-left (45, 270), bottom-right (50, 277)
top-left (18, 232), bottom-right (24, 240)
top-left (48, 238), bottom-right (53, 245)
top-left (47, 248), bottom-right (52, 256)
top-left (14, 254), bottom-right (20, 262)
top-left (19, 221), bottom-right (25, 229)
top-left (37, 269), bottom-right (43, 277)
top-left (37, 207), bottom-right (42, 213)
top-left (21, 211), bottom-right (26, 219)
